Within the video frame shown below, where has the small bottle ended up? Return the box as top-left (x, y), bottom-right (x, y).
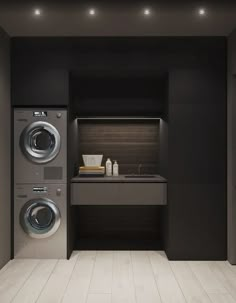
top-left (106, 158), bottom-right (112, 176)
top-left (113, 160), bottom-right (119, 177)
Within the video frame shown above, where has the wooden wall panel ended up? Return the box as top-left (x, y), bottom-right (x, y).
top-left (77, 120), bottom-right (160, 175)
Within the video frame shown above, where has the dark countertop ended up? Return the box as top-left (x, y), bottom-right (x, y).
top-left (71, 174), bottom-right (167, 183)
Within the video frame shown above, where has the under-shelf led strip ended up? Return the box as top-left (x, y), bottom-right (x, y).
top-left (76, 117), bottom-right (161, 120)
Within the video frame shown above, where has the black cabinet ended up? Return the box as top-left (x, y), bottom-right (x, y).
top-left (166, 69), bottom-right (227, 260)
top-left (166, 183), bottom-right (226, 259)
top-left (70, 73), bottom-right (168, 117)
top-left (11, 67), bottom-right (69, 107)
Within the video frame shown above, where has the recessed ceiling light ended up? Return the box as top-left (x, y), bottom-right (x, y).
top-left (34, 8), bottom-right (41, 16)
top-left (89, 8), bottom-right (96, 16)
top-left (198, 8), bottom-right (206, 16)
top-left (144, 8), bottom-right (151, 16)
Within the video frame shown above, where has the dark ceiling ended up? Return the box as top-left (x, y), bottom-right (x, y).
top-left (0, 0), bottom-right (236, 36)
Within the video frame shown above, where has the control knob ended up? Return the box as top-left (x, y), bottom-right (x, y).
top-left (56, 188), bottom-right (62, 196)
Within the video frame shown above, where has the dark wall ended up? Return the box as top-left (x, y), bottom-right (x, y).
top-left (0, 27), bottom-right (11, 269)
top-left (11, 37), bottom-right (227, 259)
top-left (228, 30), bottom-right (236, 264)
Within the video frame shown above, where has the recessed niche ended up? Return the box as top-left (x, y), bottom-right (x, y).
top-left (77, 119), bottom-right (160, 175)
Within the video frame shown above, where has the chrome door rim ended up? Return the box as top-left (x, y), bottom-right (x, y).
top-left (20, 121), bottom-right (61, 164)
top-left (20, 198), bottom-right (61, 239)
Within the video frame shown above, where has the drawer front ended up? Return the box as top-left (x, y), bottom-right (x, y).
top-left (119, 183), bottom-right (167, 205)
top-left (71, 183), bottom-right (120, 205)
top-left (71, 183), bottom-right (167, 205)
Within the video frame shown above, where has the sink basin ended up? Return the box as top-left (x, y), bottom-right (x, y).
top-left (124, 175), bottom-right (156, 178)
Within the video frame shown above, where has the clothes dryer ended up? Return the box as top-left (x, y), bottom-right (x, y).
top-left (14, 109), bottom-right (67, 184)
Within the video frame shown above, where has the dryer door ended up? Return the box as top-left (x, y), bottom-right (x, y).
top-left (20, 198), bottom-right (61, 239)
top-left (20, 121), bottom-right (61, 164)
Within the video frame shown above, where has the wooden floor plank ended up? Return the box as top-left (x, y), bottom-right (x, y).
top-left (208, 261), bottom-right (236, 301)
top-left (148, 251), bottom-right (186, 303)
top-left (188, 261), bottom-right (228, 295)
top-left (111, 251), bottom-right (136, 303)
top-left (170, 261), bottom-right (212, 303)
top-left (0, 260), bottom-right (14, 276)
top-left (36, 252), bottom-right (79, 303)
top-left (62, 251), bottom-right (96, 303)
top-left (208, 293), bottom-right (236, 303)
top-left (131, 251), bottom-right (161, 303)
top-left (89, 251), bottom-right (113, 294)
top-left (226, 262), bottom-right (236, 274)
top-left (87, 294), bottom-right (111, 303)
top-left (12, 259), bottom-right (57, 303)
top-left (0, 259), bottom-right (39, 303)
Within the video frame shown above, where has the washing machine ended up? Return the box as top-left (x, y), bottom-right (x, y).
top-left (14, 183), bottom-right (67, 259)
top-left (14, 109), bottom-right (67, 184)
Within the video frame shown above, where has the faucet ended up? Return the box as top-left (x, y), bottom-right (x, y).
top-left (138, 164), bottom-right (142, 175)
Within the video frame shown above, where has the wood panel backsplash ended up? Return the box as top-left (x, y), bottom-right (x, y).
top-left (77, 120), bottom-right (160, 174)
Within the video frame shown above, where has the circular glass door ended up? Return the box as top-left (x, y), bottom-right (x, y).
top-left (20, 121), bottom-right (61, 164)
top-left (20, 198), bottom-right (61, 239)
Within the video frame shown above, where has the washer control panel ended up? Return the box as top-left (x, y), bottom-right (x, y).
top-left (33, 187), bottom-right (48, 193)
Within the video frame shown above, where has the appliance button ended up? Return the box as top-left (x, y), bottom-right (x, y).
top-left (56, 113), bottom-right (62, 118)
top-left (56, 188), bottom-right (62, 196)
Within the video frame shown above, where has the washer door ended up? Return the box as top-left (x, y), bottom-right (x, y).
top-left (20, 198), bottom-right (61, 239)
top-left (20, 121), bottom-right (61, 164)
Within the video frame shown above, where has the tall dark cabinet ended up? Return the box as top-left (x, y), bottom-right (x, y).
top-left (166, 68), bottom-right (227, 260)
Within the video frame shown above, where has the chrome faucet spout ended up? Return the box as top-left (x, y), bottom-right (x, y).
top-left (138, 164), bottom-right (142, 175)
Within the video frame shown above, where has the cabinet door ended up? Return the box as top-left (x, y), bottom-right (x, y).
top-left (12, 68), bottom-right (69, 106)
top-left (167, 69), bottom-right (226, 260)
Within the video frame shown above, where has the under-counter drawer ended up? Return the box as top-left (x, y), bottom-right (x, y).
top-left (119, 183), bottom-right (167, 205)
top-left (71, 183), bottom-right (167, 205)
top-left (71, 183), bottom-right (120, 205)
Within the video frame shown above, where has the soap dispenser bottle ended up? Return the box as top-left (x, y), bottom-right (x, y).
top-left (106, 158), bottom-right (112, 176)
top-left (113, 160), bottom-right (119, 177)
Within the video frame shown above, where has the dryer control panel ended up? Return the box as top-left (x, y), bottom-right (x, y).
top-left (33, 111), bottom-right (47, 117)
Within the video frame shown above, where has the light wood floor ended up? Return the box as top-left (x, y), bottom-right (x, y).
top-left (0, 251), bottom-right (236, 303)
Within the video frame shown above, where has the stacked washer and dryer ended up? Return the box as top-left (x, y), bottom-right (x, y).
top-left (14, 109), bottom-right (67, 259)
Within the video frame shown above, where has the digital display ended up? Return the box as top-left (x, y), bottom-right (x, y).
top-left (33, 111), bottom-right (47, 117)
top-left (33, 187), bottom-right (47, 193)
